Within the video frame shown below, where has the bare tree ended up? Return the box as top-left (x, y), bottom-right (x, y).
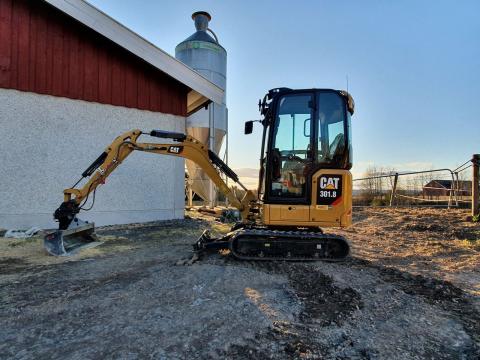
top-left (358, 166), bottom-right (396, 205)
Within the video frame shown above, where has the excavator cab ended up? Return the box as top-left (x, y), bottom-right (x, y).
top-left (252, 88), bottom-right (354, 228)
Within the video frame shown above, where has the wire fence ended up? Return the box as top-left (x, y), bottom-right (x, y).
top-left (352, 156), bottom-right (479, 209)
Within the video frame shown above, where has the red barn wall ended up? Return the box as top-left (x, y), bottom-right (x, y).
top-left (0, 0), bottom-right (188, 116)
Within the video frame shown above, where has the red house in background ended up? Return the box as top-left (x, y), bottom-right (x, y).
top-left (423, 180), bottom-right (472, 199)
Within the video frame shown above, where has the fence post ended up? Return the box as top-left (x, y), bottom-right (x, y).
top-left (448, 171), bottom-right (455, 209)
top-left (390, 173), bottom-right (399, 207)
top-left (473, 154), bottom-right (480, 217)
top-left (454, 172), bottom-right (459, 207)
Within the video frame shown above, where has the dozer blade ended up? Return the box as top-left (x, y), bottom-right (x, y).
top-left (44, 222), bottom-right (101, 256)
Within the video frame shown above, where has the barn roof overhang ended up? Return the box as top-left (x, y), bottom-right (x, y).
top-left (43, 0), bottom-right (224, 113)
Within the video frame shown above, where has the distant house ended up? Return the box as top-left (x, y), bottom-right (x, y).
top-left (423, 180), bottom-right (472, 198)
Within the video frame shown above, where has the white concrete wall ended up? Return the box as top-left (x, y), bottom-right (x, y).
top-left (0, 89), bottom-right (185, 229)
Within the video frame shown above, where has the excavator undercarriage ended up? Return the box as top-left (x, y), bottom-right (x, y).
top-left (195, 227), bottom-right (350, 261)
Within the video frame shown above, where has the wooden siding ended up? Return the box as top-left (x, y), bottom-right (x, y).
top-left (0, 0), bottom-right (188, 116)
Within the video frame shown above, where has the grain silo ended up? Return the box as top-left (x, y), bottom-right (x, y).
top-left (175, 11), bottom-right (227, 206)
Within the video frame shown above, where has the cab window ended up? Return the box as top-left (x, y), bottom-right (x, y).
top-left (269, 94), bottom-right (313, 199)
top-left (317, 92), bottom-right (347, 165)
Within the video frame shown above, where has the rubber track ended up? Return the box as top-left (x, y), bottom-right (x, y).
top-left (229, 228), bottom-right (350, 261)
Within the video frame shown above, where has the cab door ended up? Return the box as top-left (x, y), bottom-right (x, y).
top-left (264, 92), bottom-right (314, 226)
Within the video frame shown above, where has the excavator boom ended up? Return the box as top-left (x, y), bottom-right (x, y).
top-left (45, 129), bottom-right (256, 256)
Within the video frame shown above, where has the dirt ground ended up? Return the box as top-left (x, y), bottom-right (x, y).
top-left (0, 208), bottom-right (479, 359)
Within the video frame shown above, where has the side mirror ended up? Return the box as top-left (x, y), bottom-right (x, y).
top-left (244, 121), bottom-right (254, 135)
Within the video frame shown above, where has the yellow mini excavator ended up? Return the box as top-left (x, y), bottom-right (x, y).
top-left (44, 88), bottom-right (355, 260)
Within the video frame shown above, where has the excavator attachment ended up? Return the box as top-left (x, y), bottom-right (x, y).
top-left (44, 219), bottom-right (101, 256)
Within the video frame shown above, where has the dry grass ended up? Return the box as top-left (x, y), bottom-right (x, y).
top-left (0, 233), bottom-right (134, 266)
top-left (334, 207), bottom-right (480, 296)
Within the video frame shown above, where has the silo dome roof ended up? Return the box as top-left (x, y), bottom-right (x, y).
top-left (176, 11), bottom-right (226, 52)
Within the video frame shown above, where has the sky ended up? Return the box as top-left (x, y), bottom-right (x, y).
top-left (87, 0), bottom-right (480, 182)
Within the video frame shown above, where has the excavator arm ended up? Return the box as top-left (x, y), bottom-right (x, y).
top-left (54, 129), bottom-right (256, 231)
